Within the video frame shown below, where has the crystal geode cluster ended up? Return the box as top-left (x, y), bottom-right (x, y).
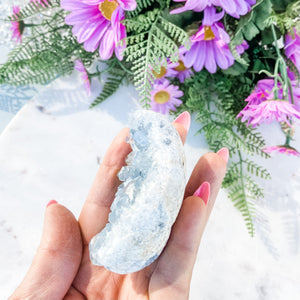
top-left (89, 110), bottom-right (186, 274)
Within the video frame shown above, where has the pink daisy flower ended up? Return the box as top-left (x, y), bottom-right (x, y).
top-left (237, 100), bottom-right (300, 127)
top-left (254, 79), bottom-right (275, 99)
top-left (237, 77), bottom-right (300, 127)
top-left (60, 0), bottom-right (136, 60)
top-left (150, 79), bottom-right (183, 114)
top-left (183, 6), bottom-right (234, 73)
top-left (252, 77), bottom-right (300, 106)
top-left (254, 77), bottom-right (300, 110)
top-left (171, 0), bottom-right (256, 18)
top-left (245, 90), bottom-right (268, 105)
top-left (263, 145), bottom-right (300, 157)
top-left (10, 6), bottom-right (24, 44)
top-left (74, 60), bottom-right (91, 96)
top-left (152, 61), bottom-right (178, 84)
top-left (168, 46), bottom-right (194, 83)
top-left (285, 28), bottom-right (300, 72)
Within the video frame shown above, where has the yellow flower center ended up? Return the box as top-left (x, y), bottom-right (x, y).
top-left (99, 0), bottom-right (119, 21)
top-left (174, 60), bottom-right (186, 72)
top-left (204, 26), bottom-right (215, 40)
top-left (153, 67), bottom-right (167, 79)
top-left (154, 91), bottom-right (170, 104)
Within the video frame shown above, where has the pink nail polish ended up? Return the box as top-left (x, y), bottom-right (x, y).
top-left (217, 147), bottom-right (229, 163)
top-left (193, 182), bottom-right (210, 205)
top-left (47, 200), bottom-right (57, 207)
top-left (174, 111), bottom-right (191, 132)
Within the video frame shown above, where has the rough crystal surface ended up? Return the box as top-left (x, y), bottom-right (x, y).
top-left (89, 110), bottom-right (186, 274)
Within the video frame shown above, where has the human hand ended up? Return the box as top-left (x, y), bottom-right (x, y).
top-left (10, 112), bottom-right (228, 300)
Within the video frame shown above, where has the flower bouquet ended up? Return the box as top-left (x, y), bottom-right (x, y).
top-left (1, 0), bottom-right (300, 235)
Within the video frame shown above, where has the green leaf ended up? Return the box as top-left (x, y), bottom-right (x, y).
top-left (266, 1), bottom-right (300, 33)
top-left (232, 0), bottom-right (272, 44)
top-left (254, 0), bottom-right (272, 30)
top-left (221, 61), bottom-right (249, 76)
top-left (271, 0), bottom-right (294, 12)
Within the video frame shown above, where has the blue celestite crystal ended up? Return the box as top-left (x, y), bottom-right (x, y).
top-left (89, 110), bottom-right (186, 274)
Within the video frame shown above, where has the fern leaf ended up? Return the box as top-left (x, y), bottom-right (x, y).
top-left (0, 7), bottom-right (97, 87)
top-left (123, 11), bottom-right (189, 106)
top-left (183, 71), bottom-right (271, 236)
top-left (227, 177), bottom-right (256, 236)
top-left (243, 159), bottom-right (271, 179)
top-left (90, 75), bottom-right (125, 108)
top-left (126, 0), bottom-right (170, 18)
top-left (8, 0), bottom-right (60, 22)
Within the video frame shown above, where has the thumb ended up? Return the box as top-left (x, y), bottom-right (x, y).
top-left (10, 201), bottom-right (82, 300)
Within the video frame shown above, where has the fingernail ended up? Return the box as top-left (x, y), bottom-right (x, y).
top-left (47, 200), bottom-right (57, 207)
top-left (217, 147), bottom-right (229, 163)
top-left (174, 111), bottom-right (191, 132)
top-left (193, 182), bottom-right (210, 205)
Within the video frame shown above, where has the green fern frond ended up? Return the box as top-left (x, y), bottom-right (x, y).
top-left (159, 17), bottom-right (191, 49)
top-left (126, 0), bottom-right (171, 18)
top-left (7, 0), bottom-right (60, 22)
top-left (244, 175), bottom-right (264, 199)
top-left (243, 159), bottom-right (271, 179)
top-left (266, 1), bottom-right (300, 33)
top-left (90, 75), bottom-right (126, 108)
top-left (128, 0), bottom-right (156, 17)
top-left (123, 10), bottom-right (189, 106)
top-left (182, 70), bottom-right (270, 236)
top-left (0, 7), bottom-right (98, 87)
top-left (227, 176), bottom-right (255, 236)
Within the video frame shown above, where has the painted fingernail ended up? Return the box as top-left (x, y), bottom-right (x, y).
top-left (174, 111), bottom-right (191, 132)
top-left (47, 200), bottom-right (57, 207)
top-left (193, 182), bottom-right (210, 205)
top-left (217, 147), bottom-right (229, 163)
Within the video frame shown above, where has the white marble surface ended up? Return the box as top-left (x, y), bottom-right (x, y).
top-left (0, 111), bottom-right (14, 133)
top-left (0, 72), bottom-right (300, 299)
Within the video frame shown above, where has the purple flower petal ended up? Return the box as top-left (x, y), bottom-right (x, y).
top-left (61, 0), bottom-right (133, 59)
top-left (170, 0), bottom-right (256, 17)
top-left (84, 21), bottom-right (110, 52)
top-left (81, 0), bottom-right (102, 5)
top-left (78, 18), bottom-right (106, 43)
top-left (150, 79), bottom-right (183, 114)
top-left (118, 0), bottom-right (137, 11)
top-left (204, 41), bottom-right (217, 73)
top-left (184, 42), bottom-right (199, 68)
top-left (61, 0), bottom-right (91, 10)
top-left (202, 6), bottom-right (224, 26)
top-left (99, 28), bottom-right (115, 59)
top-left (285, 28), bottom-right (300, 73)
top-left (193, 42), bottom-right (206, 71)
top-left (65, 9), bottom-right (100, 25)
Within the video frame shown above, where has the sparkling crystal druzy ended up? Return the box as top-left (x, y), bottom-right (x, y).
top-left (89, 110), bottom-right (186, 274)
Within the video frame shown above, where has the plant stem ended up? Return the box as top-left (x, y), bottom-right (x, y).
top-left (24, 23), bottom-right (40, 27)
top-left (285, 126), bottom-right (292, 145)
top-left (271, 24), bottom-right (281, 58)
